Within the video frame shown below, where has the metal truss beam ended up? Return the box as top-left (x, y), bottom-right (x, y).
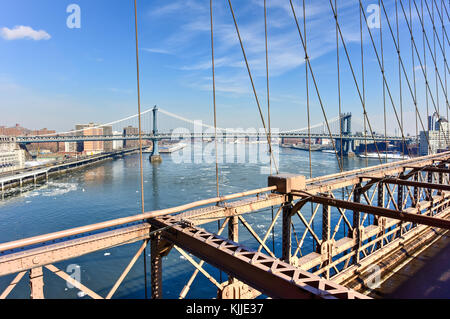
top-left (360, 176), bottom-right (450, 192)
top-left (149, 215), bottom-right (369, 299)
top-left (176, 194), bottom-right (286, 226)
top-left (404, 166), bottom-right (450, 174)
top-left (0, 224), bottom-right (151, 277)
top-left (304, 153), bottom-right (450, 194)
top-left (293, 193), bottom-right (450, 230)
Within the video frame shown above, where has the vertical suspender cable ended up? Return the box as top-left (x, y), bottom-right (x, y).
top-left (396, 0), bottom-right (405, 156)
top-left (360, 4), bottom-right (368, 166)
top-left (443, 0), bottom-right (449, 143)
top-left (133, 0), bottom-right (148, 299)
top-left (227, 0), bottom-right (279, 175)
top-left (335, 0), bottom-right (343, 168)
top-left (303, 0), bottom-right (315, 252)
top-left (410, 0), bottom-right (418, 151)
top-left (290, 0), bottom-right (345, 173)
top-left (303, 0), bottom-right (312, 180)
top-left (422, 0), bottom-right (430, 149)
top-left (263, 0), bottom-right (275, 253)
top-left (379, 0), bottom-right (388, 161)
top-left (432, 2), bottom-right (441, 150)
top-left (209, 0), bottom-right (222, 284)
top-left (210, 0), bottom-right (220, 200)
top-left (376, 0), bottom-right (432, 154)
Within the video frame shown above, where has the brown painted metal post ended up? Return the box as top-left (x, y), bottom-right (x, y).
top-left (438, 171), bottom-right (443, 196)
top-left (282, 195), bottom-right (293, 264)
top-left (29, 267), bottom-right (44, 299)
top-left (352, 183), bottom-right (361, 265)
top-left (376, 182), bottom-right (385, 249)
top-left (321, 193), bottom-right (331, 279)
top-left (427, 171), bottom-right (433, 203)
top-left (413, 173), bottom-right (419, 207)
top-left (150, 234), bottom-right (162, 299)
top-left (397, 173), bottom-right (404, 237)
top-left (228, 216), bottom-right (239, 284)
top-left (228, 216), bottom-right (238, 243)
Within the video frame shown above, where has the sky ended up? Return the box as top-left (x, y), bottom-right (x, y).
top-left (0, 0), bottom-right (448, 135)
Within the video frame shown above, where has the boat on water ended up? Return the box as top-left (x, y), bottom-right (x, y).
top-left (159, 142), bottom-right (187, 153)
top-left (321, 149), bottom-right (336, 154)
top-left (358, 152), bottom-right (409, 160)
top-left (292, 143), bottom-right (329, 151)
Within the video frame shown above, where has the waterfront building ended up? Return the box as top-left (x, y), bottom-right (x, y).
top-left (112, 131), bottom-right (123, 150)
top-left (419, 118), bottom-right (450, 155)
top-left (123, 126), bottom-right (139, 148)
top-left (101, 125), bottom-right (113, 152)
top-left (0, 136), bottom-right (26, 173)
top-left (75, 123), bottom-right (104, 155)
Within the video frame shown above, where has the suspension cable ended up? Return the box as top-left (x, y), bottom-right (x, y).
top-left (396, 0), bottom-right (405, 156)
top-left (360, 3), bottom-right (368, 164)
top-left (210, 0), bottom-right (220, 199)
top-left (227, 0), bottom-right (279, 174)
top-left (329, 0), bottom-right (385, 163)
top-left (289, 0), bottom-right (344, 172)
top-left (209, 0), bottom-right (223, 283)
top-left (388, 0), bottom-right (449, 145)
top-left (422, 0), bottom-right (430, 149)
top-left (378, 0), bottom-right (388, 161)
top-left (263, 0), bottom-right (276, 253)
top-left (410, 0), bottom-right (418, 150)
top-left (433, 0), bottom-right (450, 45)
top-left (302, 0), bottom-right (316, 252)
top-left (411, 0), bottom-right (450, 112)
top-left (335, 0), bottom-right (343, 166)
top-left (133, 0), bottom-right (147, 299)
top-left (366, 0), bottom-right (433, 154)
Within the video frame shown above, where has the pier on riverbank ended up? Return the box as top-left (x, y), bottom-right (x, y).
top-left (0, 148), bottom-right (139, 196)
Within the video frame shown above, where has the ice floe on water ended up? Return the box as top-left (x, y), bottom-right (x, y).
top-left (22, 182), bottom-right (78, 198)
top-left (77, 291), bottom-right (86, 298)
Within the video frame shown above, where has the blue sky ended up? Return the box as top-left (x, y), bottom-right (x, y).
top-left (0, 0), bottom-right (448, 135)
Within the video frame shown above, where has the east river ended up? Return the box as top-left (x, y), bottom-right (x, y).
top-left (0, 143), bottom-right (393, 299)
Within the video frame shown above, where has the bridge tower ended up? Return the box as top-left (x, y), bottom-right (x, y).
top-left (336, 113), bottom-right (355, 157)
top-left (150, 105), bottom-right (162, 163)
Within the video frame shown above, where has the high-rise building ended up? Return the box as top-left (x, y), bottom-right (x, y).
top-left (419, 118), bottom-right (449, 155)
top-left (123, 126), bottom-right (139, 148)
top-left (101, 125), bottom-right (113, 152)
top-left (75, 123), bottom-right (104, 155)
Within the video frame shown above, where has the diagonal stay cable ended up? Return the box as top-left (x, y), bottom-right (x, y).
top-left (227, 0), bottom-right (279, 174)
top-left (423, 0), bottom-right (450, 74)
top-left (370, 1), bottom-right (435, 153)
top-left (410, 0), bottom-right (450, 112)
top-left (432, 0), bottom-right (450, 45)
top-left (414, 0), bottom-right (450, 114)
top-left (390, 0), bottom-right (450, 145)
top-left (329, 0), bottom-right (386, 162)
top-left (289, 0), bottom-right (344, 172)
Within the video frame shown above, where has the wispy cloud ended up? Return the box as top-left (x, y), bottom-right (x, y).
top-left (141, 48), bottom-right (174, 55)
top-left (1, 25), bottom-right (51, 41)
